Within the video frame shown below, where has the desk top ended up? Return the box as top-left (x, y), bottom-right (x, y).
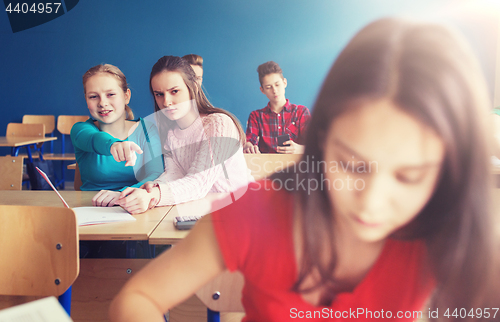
top-left (244, 153), bottom-right (301, 180)
top-left (149, 193), bottom-right (226, 245)
top-left (0, 191), bottom-right (172, 241)
top-left (148, 206), bottom-right (189, 245)
top-left (148, 187), bottom-right (500, 246)
top-left (0, 136), bottom-right (57, 147)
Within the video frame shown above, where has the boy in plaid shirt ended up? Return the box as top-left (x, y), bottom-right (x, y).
top-left (244, 61), bottom-right (310, 154)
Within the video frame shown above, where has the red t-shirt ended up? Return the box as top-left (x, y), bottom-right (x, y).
top-left (211, 182), bottom-right (436, 321)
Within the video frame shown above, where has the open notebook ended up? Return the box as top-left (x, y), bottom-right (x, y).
top-left (36, 167), bottom-right (136, 226)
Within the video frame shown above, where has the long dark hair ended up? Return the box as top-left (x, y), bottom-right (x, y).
top-left (274, 18), bottom-right (498, 318)
top-left (149, 56), bottom-right (244, 144)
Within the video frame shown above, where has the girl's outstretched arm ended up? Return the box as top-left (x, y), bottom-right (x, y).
top-left (109, 215), bottom-right (225, 322)
top-left (71, 120), bottom-right (143, 165)
top-left (127, 120), bottom-right (165, 188)
top-left (71, 121), bottom-right (120, 155)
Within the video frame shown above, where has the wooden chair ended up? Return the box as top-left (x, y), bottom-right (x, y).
top-left (44, 115), bottom-right (88, 189)
top-left (49, 115), bottom-right (89, 159)
top-left (195, 270), bottom-right (245, 322)
top-left (0, 205), bottom-right (79, 315)
top-left (6, 123), bottom-right (45, 162)
top-left (0, 156), bottom-right (24, 190)
top-left (22, 115), bottom-right (55, 133)
top-left (6, 123), bottom-right (45, 137)
top-left (73, 162), bottom-right (82, 191)
top-left (244, 153), bottom-right (302, 180)
top-left (22, 115), bottom-right (56, 153)
top-left (65, 163), bottom-right (81, 191)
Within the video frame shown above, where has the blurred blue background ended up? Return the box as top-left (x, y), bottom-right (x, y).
top-left (0, 0), bottom-right (498, 178)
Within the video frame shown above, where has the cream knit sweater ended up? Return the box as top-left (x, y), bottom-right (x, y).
top-left (154, 113), bottom-right (251, 206)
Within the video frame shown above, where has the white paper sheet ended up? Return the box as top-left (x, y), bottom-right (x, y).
top-left (72, 206), bottom-right (136, 226)
top-left (0, 296), bottom-right (73, 322)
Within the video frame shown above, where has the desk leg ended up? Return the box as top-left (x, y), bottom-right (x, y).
top-left (11, 146), bottom-right (34, 162)
top-left (58, 286), bottom-right (72, 316)
top-left (25, 146), bottom-right (33, 163)
top-left (207, 308), bottom-right (220, 322)
top-left (61, 160), bottom-right (66, 189)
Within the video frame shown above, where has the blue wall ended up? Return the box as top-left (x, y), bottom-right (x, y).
top-left (0, 0), bottom-right (498, 164)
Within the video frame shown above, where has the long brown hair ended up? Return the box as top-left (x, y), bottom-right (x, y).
top-left (274, 18), bottom-right (499, 318)
top-left (149, 56), bottom-right (244, 144)
top-left (82, 64), bottom-right (134, 120)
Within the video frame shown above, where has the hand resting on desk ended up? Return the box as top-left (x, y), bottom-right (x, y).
top-left (118, 186), bottom-right (159, 214)
top-left (92, 190), bottom-right (121, 207)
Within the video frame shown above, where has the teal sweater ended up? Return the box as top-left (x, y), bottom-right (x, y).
top-left (71, 118), bottom-right (164, 191)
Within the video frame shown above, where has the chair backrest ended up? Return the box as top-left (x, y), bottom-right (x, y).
top-left (244, 153), bottom-right (302, 180)
top-left (22, 115), bottom-right (56, 134)
top-left (0, 156), bottom-right (24, 190)
top-left (195, 270), bottom-right (244, 313)
top-left (0, 205), bottom-right (79, 297)
top-left (74, 163), bottom-right (82, 191)
top-left (57, 115), bottom-right (89, 135)
top-left (6, 123), bottom-right (45, 137)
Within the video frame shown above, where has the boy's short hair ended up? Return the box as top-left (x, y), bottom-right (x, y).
top-left (257, 61), bottom-right (284, 86)
top-left (182, 54), bottom-right (203, 68)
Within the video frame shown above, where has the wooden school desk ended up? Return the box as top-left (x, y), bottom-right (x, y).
top-left (0, 191), bottom-right (171, 241)
top-left (0, 136), bottom-right (57, 159)
top-left (149, 207), bottom-right (189, 245)
top-left (148, 193), bottom-right (223, 245)
top-left (0, 191), bottom-right (172, 322)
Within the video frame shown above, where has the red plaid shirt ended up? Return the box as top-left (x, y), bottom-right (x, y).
top-left (245, 99), bottom-right (311, 153)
